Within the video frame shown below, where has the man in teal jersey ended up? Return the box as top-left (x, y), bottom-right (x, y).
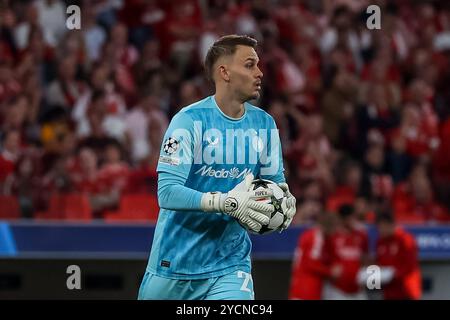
top-left (138, 35), bottom-right (297, 300)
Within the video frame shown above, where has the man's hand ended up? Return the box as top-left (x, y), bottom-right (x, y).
top-left (201, 174), bottom-right (274, 232)
top-left (278, 183), bottom-right (297, 230)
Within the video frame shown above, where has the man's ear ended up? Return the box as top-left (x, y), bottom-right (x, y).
top-left (219, 65), bottom-right (230, 82)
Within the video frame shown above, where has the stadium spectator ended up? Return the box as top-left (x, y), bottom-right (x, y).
top-left (2, 95), bottom-right (29, 133)
top-left (433, 114), bottom-right (450, 208)
top-left (375, 212), bottom-right (422, 300)
top-left (389, 80), bottom-right (439, 160)
top-left (325, 204), bottom-right (369, 300)
top-left (356, 83), bottom-right (400, 157)
top-left (293, 179), bottom-right (324, 224)
top-left (360, 142), bottom-right (394, 202)
top-left (0, 129), bottom-right (22, 190)
top-left (289, 211), bottom-right (341, 300)
top-left (327, 159), bottom-right (362, 213)
top-left (70, 146), bottom-right (101, 194)
top-left (124, 90), bottom-right (168, 164)
top-left (163, 0), bottom-right (203, 73)
top-left (13, 4), bottom-right (40, 51)
top-left (81, 5), bottom-right (107, 64)
top-left (392, 163), bottom-right (450, 223)
top-left (35, 0), bottom-right (67, 48)
top-left (292, 112), bottom-right (335, 193)
top-left (69, 146), bottom-right (119, 216)
top-left (0, 62), bottom-right (22, 105)
top-left (46, 54), bottom-right (85, 110)
top-left (98, 140), bottom-right (130, 197)
top-left (2, 151), bottom-right (41, 218)
top-left (321, 67), bottom-right (358, 147)
top-left (133, 39), bottom-right (163, 87)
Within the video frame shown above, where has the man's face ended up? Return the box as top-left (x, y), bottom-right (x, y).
top-left (226, 45), bottom-right (263, 101)
top-left (4, 131), bottom-right (20, 153)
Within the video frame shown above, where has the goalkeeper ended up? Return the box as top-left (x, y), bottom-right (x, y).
top-left (138, 35), bottom-right (296, 300)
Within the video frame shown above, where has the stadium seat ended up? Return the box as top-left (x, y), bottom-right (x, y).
top-left (104, 194), bottom-right (159, 222)
top-left (41, 193), bottom-right (92, 221)
top-left (62, 193), bottom-right (92, 221)
top-left (0, 195), bottom-right (21, 219)
top-left (44, 193), bottom-right (65, 219)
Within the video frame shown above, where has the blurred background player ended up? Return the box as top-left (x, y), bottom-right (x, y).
top-left (138, 35), bottom-right (296, 300)
top-left (289, 211), bottom-right (341, 300)
top-left (375, 211), bottom-right (422, 300)
top-left (324, 204), bottom-right (369, 300)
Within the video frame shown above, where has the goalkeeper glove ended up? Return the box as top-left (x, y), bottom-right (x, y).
top-left (278, 182), bottom-right (297, 230)
top-left (201, 173), bottom-right (273, 233)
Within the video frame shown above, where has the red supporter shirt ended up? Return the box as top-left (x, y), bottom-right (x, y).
top-left (68, 162), bottom-right (102, 195)
top-left (433, 117), bottom-right (450, 181)
top-left (330, 226), bottom-right (369, 294)
top-left (97, 162), bottom-right (130, 193)
top-left (126, 164), bottom-right (157, 193)
top-left (376, 228), bottom-right (422, 300)
top-left (72, 174), bottom-right (102, 194)
top-left (392, 183), bottom-right (450, 223)
top-left (390, 103), bottom-right (439, 158)
top-left (289, 228), bottom-right (333, 300)
top-left (0, 151), bottom-right (16, 182)
top-left (326, 186), bottom-right (356, 213)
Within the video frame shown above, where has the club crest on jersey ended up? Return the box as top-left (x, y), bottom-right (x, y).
top-left (163, 137), bottom-right (179, 154)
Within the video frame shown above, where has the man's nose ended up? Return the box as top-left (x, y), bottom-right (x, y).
top-left (256, 66), bottom-right (263, 79)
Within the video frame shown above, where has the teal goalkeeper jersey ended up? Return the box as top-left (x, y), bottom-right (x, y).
top-left (146, 95), bottom-right (285, 279)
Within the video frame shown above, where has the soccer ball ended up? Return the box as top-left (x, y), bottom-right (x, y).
top-left (248, 178), bottom-right (287, 235)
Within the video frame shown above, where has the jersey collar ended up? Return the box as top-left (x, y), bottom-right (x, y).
top-left (211, 96), bottom-right (247, 122)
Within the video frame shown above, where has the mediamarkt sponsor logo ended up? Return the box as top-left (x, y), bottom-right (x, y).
top-left (195, 166), bottom-right (252, 179)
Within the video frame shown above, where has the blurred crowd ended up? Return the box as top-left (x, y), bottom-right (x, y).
top-left (1, 0), bottom-right (450, 223)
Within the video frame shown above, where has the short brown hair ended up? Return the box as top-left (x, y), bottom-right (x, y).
top-left (204, 35), bottom-right (258, 82)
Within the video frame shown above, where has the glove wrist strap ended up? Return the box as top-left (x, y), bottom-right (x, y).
top-left (201, 192), bottom-right (226, 212)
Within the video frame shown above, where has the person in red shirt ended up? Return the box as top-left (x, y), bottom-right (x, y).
top-left (392, 164), bottom-right (450, 223)
top-left (389, 102), bottom-right (439, 159)
top-left (0, 129), bottom-right (21, 188)
top-left (432, 115), bottom-right (450, 208)
top-left (98, 141), bottom-right (130, 195)
top-left (68, 146), bottom-right (115, 217)
top-left (375, 212), bottom-right (422, 300)
top-left (289, 212), bottom-right (342, 300)
top-left (69, 147), bottom-right (101, 194)
top-left (326, 160), bottom-right (361, 213)
top-left (325, 204), bottom-right (369, 300)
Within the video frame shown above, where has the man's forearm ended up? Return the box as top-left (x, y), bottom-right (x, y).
top-left (157, 172), bottom-right (203, 211)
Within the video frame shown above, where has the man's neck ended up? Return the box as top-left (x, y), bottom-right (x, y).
top-left (214, 91), bottom-right (245, 119)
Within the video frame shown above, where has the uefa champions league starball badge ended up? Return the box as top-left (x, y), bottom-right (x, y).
top-left (163, 137), bottom-right (179, 155)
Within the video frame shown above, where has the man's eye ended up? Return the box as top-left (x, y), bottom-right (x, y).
top-left (246, 64), bottom-right (254, 68)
